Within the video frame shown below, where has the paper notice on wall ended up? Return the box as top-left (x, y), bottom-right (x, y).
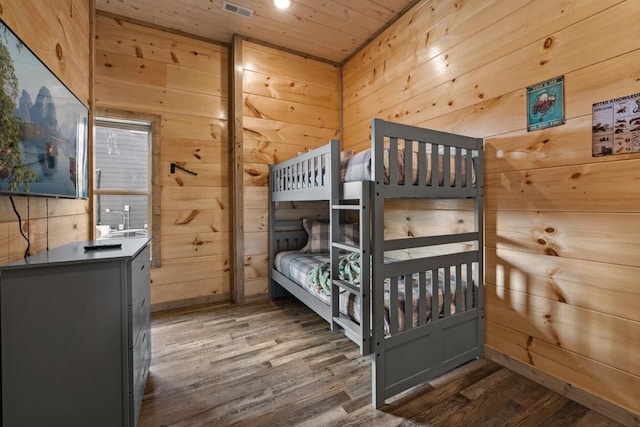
top-left (592, 93), bottom-right (640, 157)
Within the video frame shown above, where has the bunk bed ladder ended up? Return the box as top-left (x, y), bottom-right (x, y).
top-left (330, 180), bottom-right (372, 356)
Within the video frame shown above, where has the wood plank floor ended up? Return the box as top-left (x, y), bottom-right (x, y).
top-left (139, 298), bottom-right (622, 426)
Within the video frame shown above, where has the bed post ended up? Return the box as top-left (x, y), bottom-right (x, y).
top-left (370, 118), bottom-right (387, 408)
top-left (329, 139), bottom-right (341, 331)
top-left (359, 179), bottom-right (372, 357)
top-left (475, 139), bottom-right (485, 354)
top-left (268, 164), bottom-right (277, 300)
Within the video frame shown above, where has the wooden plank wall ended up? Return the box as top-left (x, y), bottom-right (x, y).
top-left (0, 0), bottom-right (91, 266)
top-left (241, 41), bottom-right (340, 299)
top-left (342, 0), bottom-right (640, 421)
top-left (94, 14), bottom-right (230, 309)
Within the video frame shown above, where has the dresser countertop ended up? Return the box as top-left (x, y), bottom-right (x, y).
top-left (0, 237), bottom-right (150, 270)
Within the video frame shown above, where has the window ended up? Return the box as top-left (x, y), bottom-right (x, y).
top-left (93, 111), bottom-right (161, 266)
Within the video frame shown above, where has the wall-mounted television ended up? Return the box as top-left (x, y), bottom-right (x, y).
top-left (0, 19), bottom-right (88, 199)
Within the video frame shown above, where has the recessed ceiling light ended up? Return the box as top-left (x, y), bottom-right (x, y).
top-left (274, 0), bottom-right (291, 10)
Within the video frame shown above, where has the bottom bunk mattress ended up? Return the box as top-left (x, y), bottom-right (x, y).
top-left (274, 251), bottom-right (473, 333)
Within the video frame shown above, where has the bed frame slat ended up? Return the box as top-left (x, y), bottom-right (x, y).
top-left (443, 267), bottom-right (451, 318)
top-left (455, 148), bottom-right (462, 188)
top-left (418, 271), bottom-right (427, 326)
top-left (389, 276), bottom-right (399, 335)
top-left (389, 137), bottom-right (398, 185)
top-left (404, 139), bottom-right (413, 187)
top-left (430, 145), bottom-right (439, 187)
top-left (455, 264), bottom-right (463, 313)
top-left (418, 142), bottom-right (427, 187)
top-left (443, 146), bottom-right (451, 188)
top-left (431, 268), bottom-right (439, 322)
top-left (404, 272), bottom-right (413, 331)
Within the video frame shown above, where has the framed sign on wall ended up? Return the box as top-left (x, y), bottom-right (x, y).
top-left (592, 93), bottom-right (640, 157)
top-left (527, 76), bottom-right (565, 132)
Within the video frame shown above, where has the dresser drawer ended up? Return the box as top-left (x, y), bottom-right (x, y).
top-left (130, 244), bottom-right (150, 304)
top-left (131, 348), bottom-right (149, 427)
top-left (128, 325), bottom-right (150, 390)
top-left (129, 290), bottom-right (150, 349)
top-left (134, 328), bottom-right (150, 384)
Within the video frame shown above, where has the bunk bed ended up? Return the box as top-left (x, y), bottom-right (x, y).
top-left (268, 118), bottom-right (484, 408)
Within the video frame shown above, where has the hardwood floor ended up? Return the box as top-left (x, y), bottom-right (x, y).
top-left (139, 298), bottom-right (622, 426)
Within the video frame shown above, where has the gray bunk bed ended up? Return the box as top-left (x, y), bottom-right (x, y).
top-left (268, 118), bottom-right (484, 408)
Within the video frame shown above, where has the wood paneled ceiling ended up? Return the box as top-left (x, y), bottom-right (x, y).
top-left (95, 0), bottom-right (420, 63)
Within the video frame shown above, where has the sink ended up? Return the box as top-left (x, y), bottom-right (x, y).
top-left (100, 229), bottom-right (148, 239)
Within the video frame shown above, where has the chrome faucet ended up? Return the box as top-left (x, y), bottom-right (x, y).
top-left (105, 208), bottom-right (126, 230)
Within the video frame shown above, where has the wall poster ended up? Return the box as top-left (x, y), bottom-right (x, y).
top-left (527, 76), bottom-right (565, 132)
top-left (592, 93), bottom-right (640, 157)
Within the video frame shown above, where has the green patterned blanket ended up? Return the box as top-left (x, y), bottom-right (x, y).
top-left (308, 252), bottom-right (361, 295)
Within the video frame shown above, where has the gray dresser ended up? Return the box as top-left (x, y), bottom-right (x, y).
top-left (0, 237), bottom-right (151, 426)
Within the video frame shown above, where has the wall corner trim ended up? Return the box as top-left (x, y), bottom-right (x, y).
top-left (230, 34), bottom-right (245, 304)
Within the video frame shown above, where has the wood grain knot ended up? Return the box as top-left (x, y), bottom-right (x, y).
top-left (544, 247), bottom-right (559, 256)
top-left (526, 336), bottom-right (534, 364)
top-left (544, 226), bottom-right (556, 233)
top-left (543, 37), bottom-right (554, 49)
top-left (570, 172), bottom-right (581, 179)
top-left (537, 238), bottom-right (546, 245)
top-left (175, 210), bottom-right (199, 225)
top-left (56, 43), bottom-right (63, 60)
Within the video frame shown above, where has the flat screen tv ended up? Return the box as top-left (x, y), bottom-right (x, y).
top-left (0, 19), bottom-right (88, 199)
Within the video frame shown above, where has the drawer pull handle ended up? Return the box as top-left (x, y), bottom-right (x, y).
top-left (140, 264), bottom-right (145, 271)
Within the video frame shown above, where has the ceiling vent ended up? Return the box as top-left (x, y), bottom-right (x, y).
top-left (222, 1), bottom-right (255, 18)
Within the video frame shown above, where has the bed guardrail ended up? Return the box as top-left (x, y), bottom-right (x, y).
top-left (270, 140), bottom-right (340, 202)
top-left (371, 118), bottom-right (482, 199)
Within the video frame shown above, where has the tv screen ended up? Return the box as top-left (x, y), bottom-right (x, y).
top-left (0, 19), bottom-right (88, 199)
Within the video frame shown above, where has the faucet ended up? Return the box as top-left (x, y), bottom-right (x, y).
top-left (105, 208), bottom-right (126, 230)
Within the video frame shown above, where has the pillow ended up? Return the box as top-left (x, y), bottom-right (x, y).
top-left (300, 218), bottom-right (359, 253)
top-left (340, 150), bottom-right (354, 182)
